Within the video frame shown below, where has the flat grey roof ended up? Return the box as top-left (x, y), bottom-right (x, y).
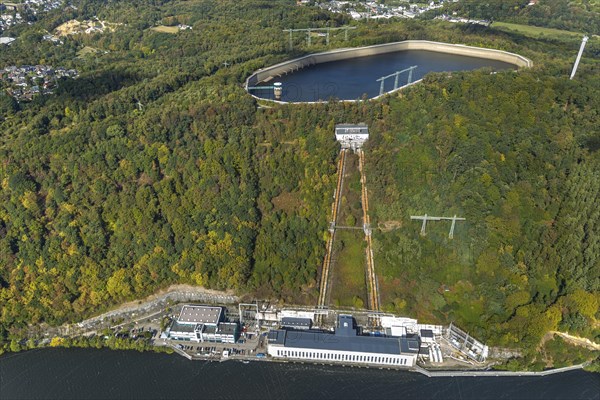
top-left (335, 124), bottom-right (369, 135)
top-left (217, 323), bottom-right (238, 334)
top-left (202, 324), bottom-right (217, 334)
top-left (401, 335), bottom-right (421, 353)
top-left (170, 321), bottom-right (197, 333)
top-left (268, 330), bottom-right (286, 345)
top-left (178, 305), bottom-right (222, 325)
top-left (281, 317), bottom-right (312, 327)
top-left (335, 123), bottom-right (368, 128)
top-left (336, 314), bottom-right (356, 337)
top-left (271, 315), bottom-right (419, 355)
top-left (276, 329), bottom-right (419, 355)
top-left (420, 329), bottom-right (434, 338)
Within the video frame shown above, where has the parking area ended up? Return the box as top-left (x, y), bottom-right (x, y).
top-left (168, 327), bottom-right (268, 360)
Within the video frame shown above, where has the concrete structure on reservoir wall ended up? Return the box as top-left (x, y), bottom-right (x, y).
top-left (267, 314), bottom-right (420, 367)
top-left (245, 40), bottom-right (532, 102)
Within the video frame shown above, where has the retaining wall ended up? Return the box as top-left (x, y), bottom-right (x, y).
top-left (412, 363), bottom-right (588, 378)
top-left (245, 40), bottom-right (532, 89)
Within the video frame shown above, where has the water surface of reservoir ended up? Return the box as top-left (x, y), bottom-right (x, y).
top-left (1, 348), bottom-right (599, 400)
top-left (249, 50), bottom-right (516, 102)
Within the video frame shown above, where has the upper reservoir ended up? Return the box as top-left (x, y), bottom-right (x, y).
top-left (246, 41), bottom-right (531, 103)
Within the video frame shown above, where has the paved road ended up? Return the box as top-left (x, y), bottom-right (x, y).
top-left (34, 286), bottom-right (239, 339)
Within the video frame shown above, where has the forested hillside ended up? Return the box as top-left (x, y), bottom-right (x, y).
top-left (431, 0), bottom-right (600, 35)
top-left (367, 70), bottom-right (600, 349)
top-left (0, 0), bottom-right (599, 366)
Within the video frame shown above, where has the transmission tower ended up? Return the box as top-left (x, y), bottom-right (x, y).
top-left (410, 214), bottom-right (465, 239)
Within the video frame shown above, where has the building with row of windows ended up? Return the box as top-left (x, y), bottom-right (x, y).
top-left (167, 305), bottom-right (239, 344)
top-left (335, 124), bottom-right (369, 151)
top-left (267, 314), bottom-right (420, 367)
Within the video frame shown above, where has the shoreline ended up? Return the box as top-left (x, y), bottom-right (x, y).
top-left (14, 292), bottom-right (597, 377)
top-left (166, 342), bottom-right (590, 378)
top-left (1, 344), bottom-right (590, 378)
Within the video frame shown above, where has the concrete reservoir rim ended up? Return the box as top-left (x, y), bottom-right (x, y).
top-left (245, 40), bottom-right (533, 103)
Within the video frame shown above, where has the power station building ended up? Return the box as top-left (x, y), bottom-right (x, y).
top-left (267, 314), bottom-right (420, 367)
top-left (167, 305), bottom-right (239, 344)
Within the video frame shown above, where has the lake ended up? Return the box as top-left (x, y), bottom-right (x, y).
top-left (1, 348), bottom-right (599, 400)
top-left (248, 50), bottom-right (516, 102)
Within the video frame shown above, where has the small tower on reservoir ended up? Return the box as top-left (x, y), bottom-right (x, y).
top-left (273, 82), bottom-right (283, 100)
top-left (335, 124), bottom-right (369, 152)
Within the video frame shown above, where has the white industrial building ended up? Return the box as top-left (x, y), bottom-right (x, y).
top-left (380, 315), bottom-right (443, 336)
top-left (267, 315), bottom-right (420, 367)
top-left (254, 308), bottom-right (317, 326)
top-left (335, 124), bottom-right (369, 151)
top-left (167, 305), bottom-right (239, 344)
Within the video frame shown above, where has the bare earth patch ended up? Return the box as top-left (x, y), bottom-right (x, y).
top-left (271, 191), bottom-right (303, 213)
top-left (550, 331), bottom-right (600, 351)
top-left (378, 220), bottom-right (402, 232)
top-left (55, 19), bottom-right (118, 36)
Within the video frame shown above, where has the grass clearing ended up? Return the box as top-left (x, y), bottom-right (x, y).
top-left (77, 46), bottom-right (100, 57)
top-left (492, 21), bottom-right (582, 39)
top-left (151, 25), bottom-right (180, 34)
top-left (330, 230), bottom-right (367, 308)
top-left (271, 191), bottom-right (302, 213)
top-left (337, 153), bottom-right (363, 227)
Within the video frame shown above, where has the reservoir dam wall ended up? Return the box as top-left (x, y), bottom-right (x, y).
top-left (245, 40), bottom-right (532, 89)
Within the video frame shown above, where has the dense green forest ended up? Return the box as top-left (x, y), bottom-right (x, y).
top-left (430, 0), bottom-right (600, 35)
top-left (367, 69), bottom-right (600, 347)
top-left (1, 0), bottom-right (599, 367)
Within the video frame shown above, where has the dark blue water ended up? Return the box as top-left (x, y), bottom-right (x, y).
top-left (1, 348), bottom-right (599, 400)
top-left (250, 50), bottom-right (515, 102)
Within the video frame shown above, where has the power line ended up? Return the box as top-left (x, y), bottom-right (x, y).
top-left (376, 66), bottom-right (417, 96)
top-left (410, 214), bottom-right (466, 239)
top-left (282, 26), bottom-right (356, 50)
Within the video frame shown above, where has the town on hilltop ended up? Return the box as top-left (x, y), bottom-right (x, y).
top-left (0, 0), bottom-right (64, 33)
top-left (312, 0), bottom-right (454, 20)
top-left (1, 65), bottom-right (78, 101)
